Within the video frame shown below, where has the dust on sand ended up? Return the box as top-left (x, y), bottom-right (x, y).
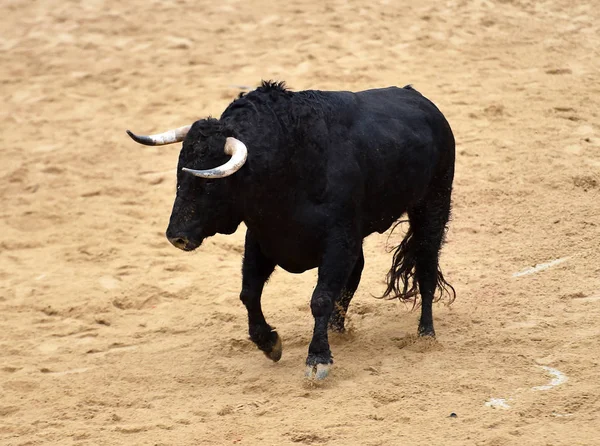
top-left (1, 0), bottom-right (600, 444)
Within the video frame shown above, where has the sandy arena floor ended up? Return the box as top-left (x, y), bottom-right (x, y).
top-left (1, 0), bottom-right (600, 444)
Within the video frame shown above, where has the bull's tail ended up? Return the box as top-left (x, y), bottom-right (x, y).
top-left (380, 225), bottom-right (456, 306)
top-left (380, 225), bottom-right (419, 302)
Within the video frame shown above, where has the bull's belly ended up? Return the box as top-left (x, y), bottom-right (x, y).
top-left (250, 204), bottom-right (410, 273)
top-left (278, 260), bottom-right (318, 274)
top-left (248, 187), bottom-right (415, 273)
top-left (256, 230), bottom-right (322, 274)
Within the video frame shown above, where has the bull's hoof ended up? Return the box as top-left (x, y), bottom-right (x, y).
top-left (305, 353), bottom-right (333, 380)
top-left (418, 326), bottom-right (436, 338)
top-left (305, 363), bottom-right (331, 380)
top-left (262, 332), bottom-right (282, 362)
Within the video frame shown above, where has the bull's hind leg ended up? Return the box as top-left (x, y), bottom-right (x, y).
top-left (408, 184), bottom-right (455, 337)
top-left (328, 249), bottom-right (364, 332)
top-left (239, 230), bottom-right (281, 361)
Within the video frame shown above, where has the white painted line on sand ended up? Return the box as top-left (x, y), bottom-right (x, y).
top-left (532, 366), bottom-right (568, 391)
top-left (512, 257), bottom-right (569, 278)
top-left (485, 398), bottom-right (511, 409)
top-left (572, 294), bottom-right (600, 302)
top-left (48, 368), bottom-right (89, 376)
top-left (485, 366), bottom-right (568, 410)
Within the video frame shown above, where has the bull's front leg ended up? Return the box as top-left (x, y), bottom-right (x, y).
top-left (240, 230), bottom-right (281, 362)
top-left (306, 234), bottom-right (360, 380)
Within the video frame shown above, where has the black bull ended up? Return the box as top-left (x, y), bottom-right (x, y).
top-left (127, 81), bottom-right (456, 379)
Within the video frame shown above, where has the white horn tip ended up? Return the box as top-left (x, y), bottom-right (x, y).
top-left (126, 129), bottom-right (157, 146)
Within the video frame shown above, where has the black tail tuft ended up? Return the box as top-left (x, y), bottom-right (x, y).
top-left (379, 225), bottom-right (419, 303)
top-left (380, 225), bottom-right (456, 306)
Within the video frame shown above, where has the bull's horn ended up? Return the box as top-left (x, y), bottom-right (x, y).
top-left (182, 137), bottom-right (248, 179)
top-left (126, 124), bottom-right (192, 146)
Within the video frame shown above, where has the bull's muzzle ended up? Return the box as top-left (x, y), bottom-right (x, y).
top-left (166, 231), bottom-right (200, 251)
top-left (168, 235), bottom-right (189, 250)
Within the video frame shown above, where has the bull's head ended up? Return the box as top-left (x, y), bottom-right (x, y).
top-left (127, 120), bottom-right (247, 251)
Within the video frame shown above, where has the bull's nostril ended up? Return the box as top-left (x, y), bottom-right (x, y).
top-left (168, 236), bottom-right (188, 249)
